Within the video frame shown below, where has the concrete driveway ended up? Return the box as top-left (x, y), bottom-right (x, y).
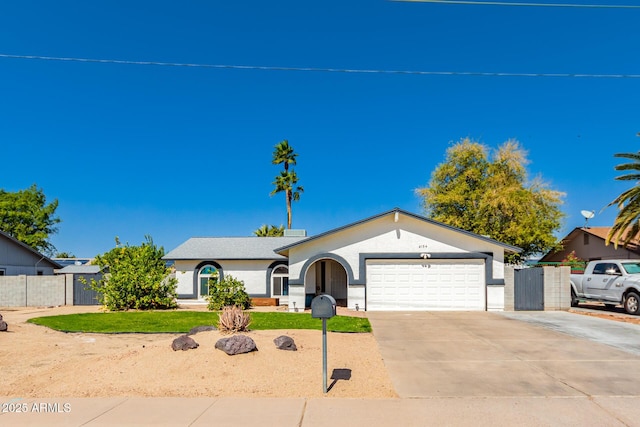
top-left (367, 311), bottom-right (640, 399)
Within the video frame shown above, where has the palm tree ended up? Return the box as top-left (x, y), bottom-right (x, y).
top-left (253, 224), bottom-right (285, 237)
top-left (271, 140), bottom-right (303, 229)
top-left (606, 151), bottom-right (640, 248)
top-left (272, 140), bottom-right (297, 172)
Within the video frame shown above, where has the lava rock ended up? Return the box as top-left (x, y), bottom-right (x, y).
top-left (273, 335), bottom-right (297, 351)
top-left (215, 335), bottom-right (257, 355)
top-left (171, 335), bottom-right (199, 351)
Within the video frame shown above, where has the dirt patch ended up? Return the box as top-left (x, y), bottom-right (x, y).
top-left (569, 306), bottom-right (640, 325)
top-left (0, 306), bottom-right (396, 399)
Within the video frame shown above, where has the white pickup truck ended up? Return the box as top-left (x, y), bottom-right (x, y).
top-left (571, 260), bottom-right (640, 315)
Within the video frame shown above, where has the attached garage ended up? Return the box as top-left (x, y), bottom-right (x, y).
top-left (273, 209), bottom-right (521, 312)
top-left (366, 259), bottom-right (485, 311)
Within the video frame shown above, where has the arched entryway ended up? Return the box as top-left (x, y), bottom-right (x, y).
top-left (304, 258), bottom-right (348, 307)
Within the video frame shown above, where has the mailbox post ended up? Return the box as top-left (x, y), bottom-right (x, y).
top-left (311, 294), bottom-right (337, 393)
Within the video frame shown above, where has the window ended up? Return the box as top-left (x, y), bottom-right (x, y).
top-left (622, 262), bottom-right (640, 274)
top-left (583, 233), bottom-right (589, 245)
top-left (593, 263), bottom-right (619, 275)
top-left (198, 265), bottom-right (220, 298)
top-left (272, 265), bottom-right (289, 297)
top-left (0, 269), bottom-right (5, 276)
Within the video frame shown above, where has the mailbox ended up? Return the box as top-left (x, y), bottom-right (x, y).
top-left (311, 294), bottom-right (337, 319)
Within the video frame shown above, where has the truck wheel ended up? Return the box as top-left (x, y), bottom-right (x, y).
top-left (624, 292), bottom-right (640, 315)
top-left (571, 289), bottom-right (579, 307)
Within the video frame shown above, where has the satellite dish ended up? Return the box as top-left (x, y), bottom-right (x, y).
top-left (581, 210), bottom-right (595, 219)
top-left (581, 210), bottom-right (595, 228)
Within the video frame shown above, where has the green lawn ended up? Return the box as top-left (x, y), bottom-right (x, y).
top-left (27, 311), bottom-right (371, 334)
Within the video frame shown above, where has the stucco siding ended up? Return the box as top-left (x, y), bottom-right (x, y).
top-left (223, 260), bottom-right (273, 296)
top-left (288, 214), bottom-right (506, 284)
top-left (173, 259), bottom-right (276, 298)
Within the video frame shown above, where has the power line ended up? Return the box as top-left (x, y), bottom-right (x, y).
top-left (1, 53), bottom-right (639, 79)
top-left (392, 0), bottom-right (640, 8)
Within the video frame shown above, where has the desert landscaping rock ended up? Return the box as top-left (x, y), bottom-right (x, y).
top-left (187, 325), bottom-right (217, 336)
top-left (0, 305), bottom-right (396, 398)
top-left (273, 335), bottom-right (297, 351)
top-left (215, 335), bottom-right (257, 355)
top-left (0, 321), bottom-right (7, 332)
top-left (171, 335), bottom-right (199, 351)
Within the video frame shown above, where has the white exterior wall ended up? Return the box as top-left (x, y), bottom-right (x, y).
top-left (173, 259), bottom-right (277, 299)
top-left (223, 260), bottom-right (274, 295)
top-left (174, 261), bottom-right (197, 296)
top-left (486, 286), bottom-right (505, 311)
top-left (287, 213), bottom-right (508, 312)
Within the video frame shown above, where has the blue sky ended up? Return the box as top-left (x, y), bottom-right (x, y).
top-left (1, 0), bottom-right (639, 257)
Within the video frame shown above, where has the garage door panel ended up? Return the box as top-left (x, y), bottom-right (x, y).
top-left (366, 259), bottom-right (485, 311)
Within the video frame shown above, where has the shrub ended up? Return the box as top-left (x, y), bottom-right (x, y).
top-left (560, 250), bottom-right (586, 272)
top-left (206, 275), bottom-right (252, 311)
top-left (84, 236), bottom-right (178, 311)
top-left (216, 305), bottom-right (251, 334)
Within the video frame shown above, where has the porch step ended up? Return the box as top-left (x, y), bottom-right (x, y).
top-left (251, 297), bottom-right (280, 306)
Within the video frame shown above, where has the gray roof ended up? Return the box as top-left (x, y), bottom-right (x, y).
top-left (163, 237), bottom-right (307, 261)
top-left (57, 265), bottom-right (103, 274)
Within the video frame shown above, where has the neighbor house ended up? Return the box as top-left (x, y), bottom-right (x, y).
top-left (164, 208), bottom-right (521, 312)
top-left (0, 229), bottom-right (61, 275)
top-left (539, 227), bottom-right (640, 263)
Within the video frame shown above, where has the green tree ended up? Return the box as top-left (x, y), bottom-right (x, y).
top-left (0, 184), bottom-right (61, 255)
top-left (606, 151), bottom-right (640, 248)
top-left (87, 236), bottom-right (177, 311)
top-left (416, 138), bottom-right (565, 262)
top-left (271, 140), bottom-right (303, 229)
top-left (54, 251), bottom-right (76, 258)
top-left (253, 224), bottom-right (285, 237)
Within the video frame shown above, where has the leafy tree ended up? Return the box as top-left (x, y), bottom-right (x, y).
top-left (416, 138), bottom-right (565, 263)
top-left (55, 251), bottom-right (76, 258)
top-left (606, 151), bottom-right (640, 248)
top-left (271, 140), bottom-right (303, 229)
top-left (86, 236), bottom-right (177, 311)
top-left (0, 184), bottom-right (61, 255)
top-left (206, 274), bottom-right (252, 311)
top-left (253, 224), bottom-right (285, 237)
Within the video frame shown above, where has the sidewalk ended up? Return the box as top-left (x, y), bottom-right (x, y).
top-left (2, 396), bottom-right (639, 426)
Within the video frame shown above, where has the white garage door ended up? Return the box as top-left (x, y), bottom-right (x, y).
top-left (366, 259), bottom-right (485, 311)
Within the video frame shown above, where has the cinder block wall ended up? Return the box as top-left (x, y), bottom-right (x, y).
top-left (0, 275), bottom-right (27, 306)
top-left (543, 266), bottom-right (571, 310)
top-left (0, 275), bottom-right (69, 307)
top-left (503, 266), bottom-right (515, 311)
top-left (503, 265), bottom-right (570, 311)
top-left (26, 276), bottom-right (67, 306)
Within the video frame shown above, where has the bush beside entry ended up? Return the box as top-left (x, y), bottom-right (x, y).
top-left (206, 275), bottom-right (252, 311)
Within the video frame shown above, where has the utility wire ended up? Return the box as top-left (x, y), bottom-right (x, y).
top-left (1, 53), bottom-right (639, 79)
top-left (392, 0), bottom-right (640, 8)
